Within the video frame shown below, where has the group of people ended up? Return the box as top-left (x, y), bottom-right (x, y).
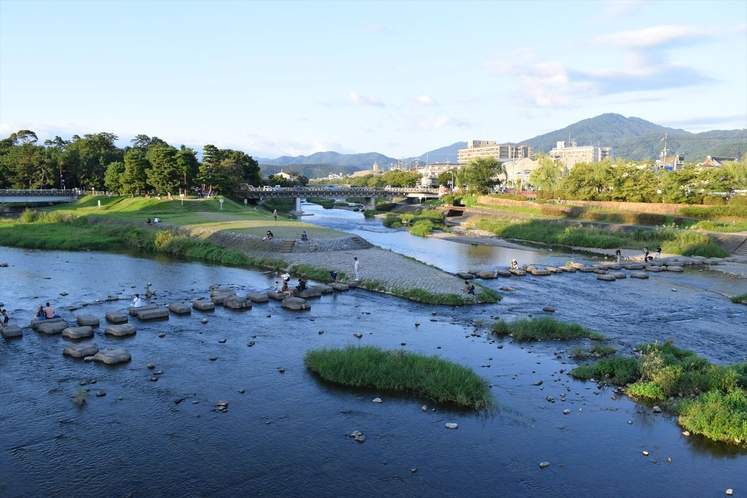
top-left (643, 246), bottom-right (661, 262)
top-left (34, 302), bottom-right (60, 320)
top-left (275, 273), bottom-right (306, 296)
top-left (146, 217), bottom-right (161, 225)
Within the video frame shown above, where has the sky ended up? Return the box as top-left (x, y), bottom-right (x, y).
top-left (1, 0), bottom-right (746, 161)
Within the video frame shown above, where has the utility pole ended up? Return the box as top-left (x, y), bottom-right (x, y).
top-left (660, 133), bottom-right (669, 169)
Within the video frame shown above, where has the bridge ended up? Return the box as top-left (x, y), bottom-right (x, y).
top-left (239, 186), bottom-right (441, 212)
top-left (0, 189), bottom-right (82, 204)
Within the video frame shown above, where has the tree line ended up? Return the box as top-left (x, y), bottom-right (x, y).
top-left (0, 130), bottom-right (265, 198)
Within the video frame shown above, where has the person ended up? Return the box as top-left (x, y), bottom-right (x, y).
top-left (330, 271), bottom-right (338, 283)
top-left (510, 259), bottom-right (518, 270)
top-left (655, 246), bottom-right (661, 259)
top-left (273, 209), bottom-right (278, 221)
top-left (272, 281), bottom-right (280, 292)
top-left (463, 280), bottom-right (475, 295)
top-left (1, 309), bottom-right (8, 328)
top-left (354, 257), bottom-right (360, 280)
top-left (44, 302), bottom-right (59, 319)
top-left (301, 231), bottom-right (308, 241)
top-left (153, 217), bottom-right (160, 223)
top-left (264, 230), bottom-right (274, 241)
top-left (643, 247), bottom-right (651, 262)
top-left (615, 248), bottom-right (622, 264)
top-left (281, 279), bottom-right (291, 296)
top-left (295, 278), bottom-right (307, 294)
top-left (35, 304), bottom-right (45, 320)
top-left (132, 293), bottom-right (142, 307)
top-left (147, 218), bottom-right (152, 225)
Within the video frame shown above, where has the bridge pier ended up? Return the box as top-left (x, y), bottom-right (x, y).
top-left (295, 197), bottom-right (302, 212)
top-left (364, 197), bottom-right (376, 210)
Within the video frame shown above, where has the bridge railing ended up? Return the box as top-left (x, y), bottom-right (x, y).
top-left (0, 188), bottom-right (80, 196)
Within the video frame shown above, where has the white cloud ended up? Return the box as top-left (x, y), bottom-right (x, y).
top-left (594, 25), bottom-right (713, 49)
top-left (416, 95), bottom-right (436, 106)
top-left (348, 92), bottom-right (385, 107)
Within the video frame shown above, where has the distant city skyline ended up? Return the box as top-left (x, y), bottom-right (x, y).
top-left (1, 1), bottom-right (745, 159)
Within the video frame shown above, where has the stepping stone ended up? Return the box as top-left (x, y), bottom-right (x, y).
top-left (611, 272), bottom-right (626, 279)
top-left (31, 317), bottom-right (65, 331)
top-left (631, 272), bottom-right (649, 279)
top-left (246, 292), bottom-right (269, 303)
top-left (76, 314), bottom-right (100, 327)
top-left (210, 289), bottom-right (235, 305)
top-left (63, 342), bottom-right (99, 358)
top-left (1, 324), bottom-right (22, 338)
top-left (312, 285), bottom-right (334, 294)
top-left (105, 323), bottom-right (137, 337)
top-left (224, 295), bottom-right (252, 310)
top-left (282, 297), bottom-right (311, 311)
top-left (665, 266), bottom-right (683, 272)
top-left (530, 269), bottom-right (552, 276)
top-left (92, 348), bottom-right (131, 364)
top-left (329, 283), bottom-right (350, 291)
top-left (623, 264), bottom-right (644, 270)
top-left (456, 272), bottom-right (474, 279)
top-left (267, 290), bottom-right (289, 301)
top-left (644, 266), bottom-right (663, 272)
top-left (597, 274), bottom-right (616, 281)
top-left (509, 269), bottom-right (526, 276)
top-left (497, 269), bottom-right (512, 277)
top-left (38, 320), bottom-right (69, 335)
top-left (137, 308), bottom-right (169, 321)
top-left (192, 298), bottom-right (215, 311)
top-left (558, 266), bottom-right (576, 273)
top-left (167, 303), bottom-right (191, 315)
top-left (570, 262), bottom-right (586, 269)
top-left (476, 271), bottom-right (498, 279)
top-left (298, 287), bottom-right (322, 299)
top-left (129, 305), bottom-right (159, 317)
top-left (105, 311), bottom-right (128, 324)
top-left (62, 326), bottom-right (94, 340)
top-left (577, 267), bottom-right (595, 273)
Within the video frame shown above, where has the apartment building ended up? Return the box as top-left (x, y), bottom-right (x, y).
top-left (457, 140), bottom-right (533, 165)
top-left (548, 140), bottom-right (612, 169)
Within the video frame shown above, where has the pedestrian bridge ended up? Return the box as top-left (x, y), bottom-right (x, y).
top-left (0, 189), bottom-right (81, 204)
top-left (239, 185), bottom-right (440, 211)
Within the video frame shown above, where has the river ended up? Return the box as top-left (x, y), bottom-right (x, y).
top-left (0, 207), bottom-right (745, 497)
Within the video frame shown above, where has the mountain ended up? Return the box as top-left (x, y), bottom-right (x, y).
top-left (521, 113), bottom-right (747, 162)
top-left (416, 141), bottom-right (466, 164)
top-left (260, 151), bottom-right (397, 168)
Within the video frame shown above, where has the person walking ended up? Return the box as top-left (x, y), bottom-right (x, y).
top-left (615, 248), bottom-right (622, 264)
top-left (273, 209), bottom-right (278, 222)
top-left (354, 257), bottom-right (360, 280)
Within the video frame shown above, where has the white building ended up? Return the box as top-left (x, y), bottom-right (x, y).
top-left (548, 140), bottom-right (611, 169)
top-left (457, 140), bottom-right (533, 165)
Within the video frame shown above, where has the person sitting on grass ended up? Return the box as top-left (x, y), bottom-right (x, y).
top-left (264, 230), bottom-right (274, 241)
top-left (463, 280), bottom-right (476, 295)
top-left (301, 231), bottom-right (308, 241)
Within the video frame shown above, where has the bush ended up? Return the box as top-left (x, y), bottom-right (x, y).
top-left (570, 356), bottom-right (640, 385)
top-left (489, 316), bottom-right (604, 341)
top-left (730, 195), bottom-right (747, 206)
top-left (627, 381), bottom-right (665, 400)
top-left (376, 202), bottom-right (398, 211)
top-left (679, 204), bottom-right (747, 218)
top-left (409, 219), bottom-right (435, 237)
top-left (703, 195), bottom-right (727, 205)
top-left (678, 388), bottom-right (747, 445)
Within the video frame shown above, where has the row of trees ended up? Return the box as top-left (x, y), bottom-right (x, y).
top-left (0, 130), bottom-right (263, 197)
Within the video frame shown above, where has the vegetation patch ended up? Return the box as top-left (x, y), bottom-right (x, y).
top-left (570, 339), bottom-right (747, 446)
top-left (732, 293), bottom-right (747, 305)
top-left (304, 345), bottom-right (494, 410)
top-left (569, 343), bottom-right (618, 359)
top-left (490, 316), bottom-right (604, 341)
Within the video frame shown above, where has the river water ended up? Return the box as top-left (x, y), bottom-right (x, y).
top-left (0, 206), bottom-right (746, 497)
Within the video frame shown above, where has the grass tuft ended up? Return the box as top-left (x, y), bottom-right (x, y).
top-left (490, 316), bottom-right (604, 341)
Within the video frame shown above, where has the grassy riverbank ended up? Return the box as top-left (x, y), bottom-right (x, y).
top-left (570, 339), bottom-right (747, 447)
top-left (304, 345), bottom-right (494, 410)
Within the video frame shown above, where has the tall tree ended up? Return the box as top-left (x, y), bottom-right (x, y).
top-left (529, 155), bottom-right (565, 193)
top-left (463, 156), bottom-right (502, 194)
top-left (122, 148), bottom-right (150, 195)
top-left (146, 146), bottom-right (182, 196)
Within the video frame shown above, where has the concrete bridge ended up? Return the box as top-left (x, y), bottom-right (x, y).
top-left (239, 185), bottom-right (441, 212)
top-left (0, 189), bottom-right (82, 204)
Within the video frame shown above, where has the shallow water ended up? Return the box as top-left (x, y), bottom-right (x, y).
top-left (1, 217), bottom-right (746, 497)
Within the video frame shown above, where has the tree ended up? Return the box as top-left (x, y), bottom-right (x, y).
top-left (146, 146), bottom-right (182, 195)
top-left (561, 160), bottom-right (614, 200)
top-left (529, 155), bottom-right (565, 193)
top-left (199, 145), bottom-right (261, 194)
top-left (122, 149), bottom-right (150, 195)
top-left (463, 157), bottom-right (502, 194)
top-left (104, 161), bottom-right (125, 193)
top-left (66, 133), bottom-right (123, 190)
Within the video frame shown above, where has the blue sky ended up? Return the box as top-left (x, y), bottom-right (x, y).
top-left (1, 0), bottom-right (745, 160)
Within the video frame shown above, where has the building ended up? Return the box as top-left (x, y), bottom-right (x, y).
top-left (548, 140), bottom-right (611, 169)
top-left (457, 140), bottom-right (533, 165)
top-left (503, 158), bottom-right (540, 188)
top-left (698, 155), bottom-right (738, 168)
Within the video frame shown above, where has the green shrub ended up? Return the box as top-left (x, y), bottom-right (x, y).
top-left (627, 381), bottom-right (665, 400)
top-left (570, 356), bottom-right (640, 385)
top-left (304, 345), bottom-right (494, 410)
top-left (732, 293), bottom-right (747, 305)
top-left (489, 316), bottom-right (604, 341)
top-left (376, 202), bottom-right (398, 211)
top-left (730, 195), bottom-right (747, 206)
top-left (410, 219), bottom-right (435, 236)
top-left (678, 388), bottom-right (747, 445)
top-left (703, 195), bottom-right (727, 205)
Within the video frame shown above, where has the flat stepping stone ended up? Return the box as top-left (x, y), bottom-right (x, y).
top-left (63, 342), bottom-right (99, 358)
top-left (129, 305), bottom-right (159, 317)
top-left (644, 266), bottom-right (663, 272)
top-left (92, 348), bottom-right (131, 365)
top-left (597, 274), bottom-right (616, 281)
top-left (500, 286), bottom-right (516, 291)
top-left (497, 269), bottom-right (512, 277)
top-left (577, 267), bottom-right (595, 273)
top-left (623, 264), bottom-right (644, 270)
top-left (246, 292), bottom-right (269, 303)
top-left (37, 320), bottom-right (69, 335)
top-left (224, 295), bottom-right (252, 310)
top-left (312, 285), bottom-right (334, 294)
top-left (1, 324), bottom-right (22, 338)
top-left (105, 311), bottom-right (128, 324)
top-left (76, 314), bottom-right (100, 327)
top-left (329, 282), bottom-right (350, 291)
top-left (297, 287), bottom-right (322, 299)
top-left (210, 289), bottom-right (235, 305)
top-left (282, 297), bottom-right (311, 311)
top-left (105, 323), bottom-right (137, 337)
top-left (509, 269), bottom-right (526, 276)
top-left (570, 262), bottom-right (586, 269)
top-left (137, 308), bottom-right (169, 321)
top-left (631, 272), bottom-right (649, 279)
top-left (62, 326), bottom-right (94, 340)
top-left (611, 272), bottom-right (626, 279)
top-left (210, 287), bottom-right (235, 297)
top-left (558, 266), bottom-right (576, 273)
top-left (31, 317), bottom-right (65, 331)
top-left (666, 266), bottom-right (683, 272)
top-left (476, 270), bottom-right (498, 279)
top-left (456, 272), bottom-right (474, 279)
top-left (267, 290), bottom-right (289, 301)
top-left (167, 303), bottom-right (192, 315)
top-left (530, 269), bottom-right (552, 276)
top-left (192, 298), bottom-right (215, 311)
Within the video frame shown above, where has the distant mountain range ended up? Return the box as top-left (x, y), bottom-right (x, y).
top-left (258, 113), bottom-right (746, 177)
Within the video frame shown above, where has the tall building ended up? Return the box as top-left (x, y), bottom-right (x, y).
top-left (457, 140), bottom-right (533, 165)
top-left (548, 140), bottom-right (611, 169)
